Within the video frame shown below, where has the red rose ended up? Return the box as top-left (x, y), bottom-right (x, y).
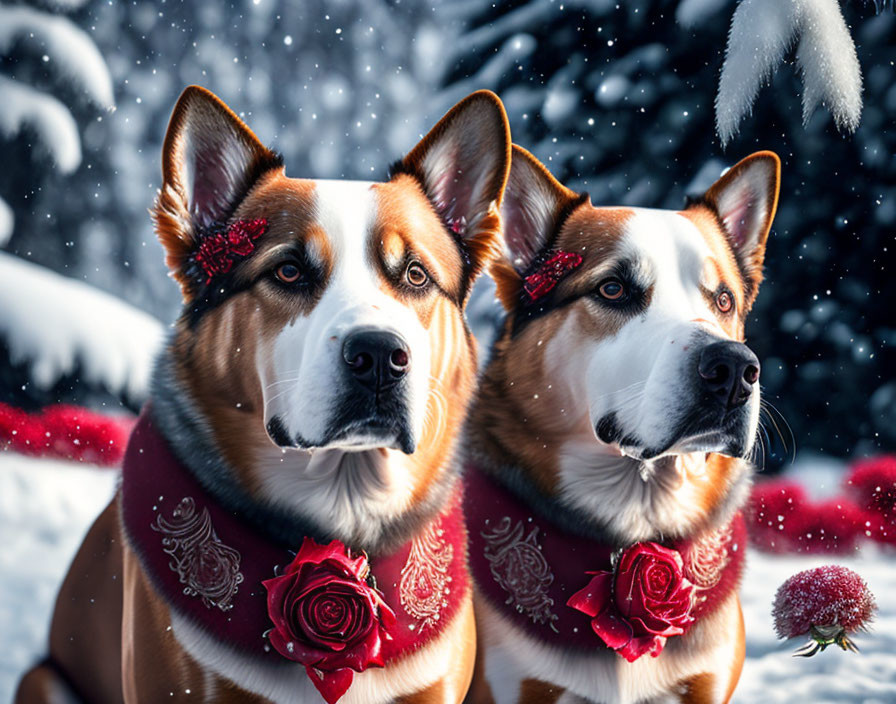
top-left (567, 542), bottom-right (695, 662)
top-left (262, 537), bottom-right (396, 704)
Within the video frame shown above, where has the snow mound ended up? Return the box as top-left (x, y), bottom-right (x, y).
top-left (0, 253), bottom-right (165, 402)
top-left (0, 453), bottom-right (117, 699)
top-left (716, 0), bottom-right (862, 145)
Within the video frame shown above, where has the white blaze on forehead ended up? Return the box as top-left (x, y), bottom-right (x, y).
top-left (618, 208), bottom-right (732, 337)
top-left (621, 208), bottom-right (714, 315)
top-left (313, 179), bottom-right (378, 263)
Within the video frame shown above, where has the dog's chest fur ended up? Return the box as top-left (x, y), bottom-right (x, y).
top-left (475, 589), bottom-right (743, 704)
top-left (168, 607), bottom-right (472, 704)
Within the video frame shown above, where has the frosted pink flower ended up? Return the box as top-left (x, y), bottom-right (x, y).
top-left (772, 565), bottom-right (876, 656)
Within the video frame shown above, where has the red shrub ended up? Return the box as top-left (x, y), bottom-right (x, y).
top-left (0, 402), bottom-right (134, 466)
top-left (787, 499), bottom-right (865, 554)
top-left (844, 456), bottom-right (896, 528)
top-left (748, 480), bottom-right (808, 552)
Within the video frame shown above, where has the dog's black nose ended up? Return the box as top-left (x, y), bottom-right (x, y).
top-left (343, 329), bottom-right (410, 393)
top-left (698, 341), bottom-right (760, 410)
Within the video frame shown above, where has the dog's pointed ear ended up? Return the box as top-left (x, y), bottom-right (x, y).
top-left (152, 86), bottom-right (283, 298)
top-left (696, 151), bottom-right (780, 302)
top-left (393, 90), bottom-right (511, 289)
top-left (491, 145), bottom-right (583, 309)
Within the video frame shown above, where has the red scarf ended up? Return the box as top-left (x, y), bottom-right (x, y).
top-left (120, 408), bottom-right (468, 674)
top-left (464, 463), bottom-right (746, 660)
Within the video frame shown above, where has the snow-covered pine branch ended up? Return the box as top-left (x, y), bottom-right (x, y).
top-left (0, 2), bottom-right (114, 257)
top-left (797, 1), bottom-right (863, 132)
top-left (0, 5), bottom-right (114, 110)
top-left (0, 75), bottom-right (81, 174)
top-left (0, 253), bottom-right (165, 403)
top-left (715, 0), bottom-right (862, 146)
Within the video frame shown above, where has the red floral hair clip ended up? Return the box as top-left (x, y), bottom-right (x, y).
top-left (193, 218), bottom-right (268, 284)
top-left (523, 251), bottom-right (583, 302)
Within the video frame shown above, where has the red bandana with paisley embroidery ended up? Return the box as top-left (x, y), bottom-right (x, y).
top-left (465, 462), bottom-right (746, 661)
top-left (120, 407), bottom-right (468, 703)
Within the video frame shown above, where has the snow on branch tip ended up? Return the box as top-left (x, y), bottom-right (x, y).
top-left (715, 0), bottom-right (862, 147)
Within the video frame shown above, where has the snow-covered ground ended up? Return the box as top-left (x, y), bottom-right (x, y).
top-left (1, 452), bottom-right (894, 703)
top-left (0, 453), bottom-right (117, 699)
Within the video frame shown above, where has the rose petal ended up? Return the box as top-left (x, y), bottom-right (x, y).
top-left (300, 584), bottom-right (373, 639)
top-left (316, 630), bottom-right (385, 672)
top-left (617, 634), bottom-right (666, 662)
top-left (377, 596), bottom-right (397, 630)
top-left (643, 561), bottom-right (675, 599)
top-left (648, 543), bottom-right (685, 570)
top-left (567, 572), bottom-right (614, 618)
top-left (305, 665), bottom-right (354, 704)
top-left (629, 610), bottom-right (674, 636)
top-left (293, 538), bottom-right (368, 577)
top-left (647, 635), bottom-right (667, 658)
top-left (616, 571), bottom-right (651, 619)
top-left (630, 616), bottom-right (683, 638)
top-left (616, 547), bottom-right (643, 575)
top-left (591, 609), bottom-right (634, 650)
top-left (268, 626), bottom-right (329, 664)
top-left (263, 574), bottom-right (298, 635)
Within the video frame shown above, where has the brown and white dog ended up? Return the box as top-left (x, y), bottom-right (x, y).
top-left (15, 86), bottom-right (511, 703)
top-left (464, 146), bottom-right (780, 704)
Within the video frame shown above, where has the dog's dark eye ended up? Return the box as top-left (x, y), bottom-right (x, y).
top-left (275, 262), bottom-right (302, 284)
top-left (716, 290), bottom-right (734, 313)
top-left (597, 278), bottom-right (626, 301)
top-left (406, 262), bottom-right (429, 287)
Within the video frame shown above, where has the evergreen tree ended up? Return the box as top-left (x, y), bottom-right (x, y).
top-left (0, 0), bottom-right (113, 250)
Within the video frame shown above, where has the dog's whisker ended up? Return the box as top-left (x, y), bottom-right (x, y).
top-left (263, 376), bottom-right (303, 391)
top-left (759, 395), bottom-right (797, 464)
top-left (590, 386), bottom-right (648, 422)
top-left (752, 421), bottom-right (770, 471)
top-left (589, 381), bottom-right (649, 406)
top-left (265, 385), bottom-right (302, 405)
